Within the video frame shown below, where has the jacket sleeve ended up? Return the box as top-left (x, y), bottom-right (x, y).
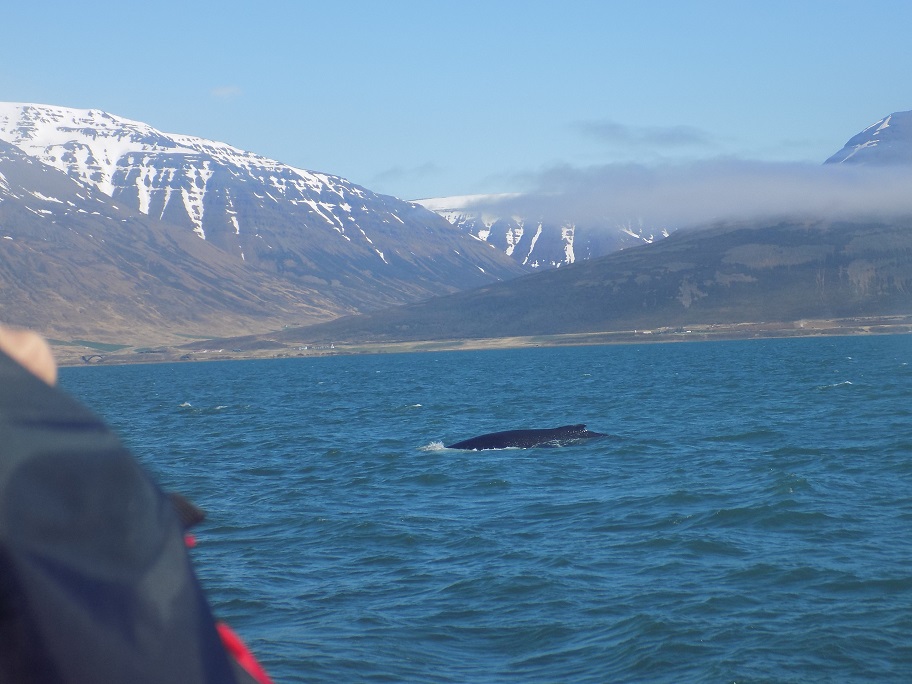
top-left (0, 349), bottom-right (243, 684)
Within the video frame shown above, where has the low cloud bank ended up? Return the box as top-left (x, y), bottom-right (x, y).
top-left (472, 159), bottom-right (912, 229)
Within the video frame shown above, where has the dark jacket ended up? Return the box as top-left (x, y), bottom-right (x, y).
top-left (0, 349), bottom-right (258, 683)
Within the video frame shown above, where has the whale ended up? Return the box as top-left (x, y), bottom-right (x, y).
top-left (446, 424), bottom-right (609, 450)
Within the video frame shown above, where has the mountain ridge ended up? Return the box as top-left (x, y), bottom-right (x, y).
top-left (0, 102), bottom-right (525, 306)
top-left (0, 102), bottom-right (526, 344)
top-left (3, 103), bottom-right (911, 357)
top-left (227, 216), bottom-right (912, 350)
top-left (197, 109), bottom-right (912, 353)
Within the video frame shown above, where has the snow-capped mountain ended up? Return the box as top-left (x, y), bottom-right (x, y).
top-left (415, 194), bottom-right (669, 269)
top-left (0, 136), bottom-right (350, 345)
top-left (0, 103), bottom-right (524, 316)
top-left (825, 110), bottom-right (912, 165)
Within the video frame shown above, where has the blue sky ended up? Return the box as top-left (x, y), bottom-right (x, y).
top-left (2, 1), bottom-right (911, 202)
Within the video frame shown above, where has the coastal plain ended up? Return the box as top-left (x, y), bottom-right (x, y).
top-left (51, 315), bottom-right (912, 367)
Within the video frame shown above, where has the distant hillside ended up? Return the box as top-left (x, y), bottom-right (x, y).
top-left (245, 217), bottom-right (912, 346)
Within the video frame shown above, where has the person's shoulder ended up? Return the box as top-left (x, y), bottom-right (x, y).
top-left (0, 347), bottom-right (99, 431)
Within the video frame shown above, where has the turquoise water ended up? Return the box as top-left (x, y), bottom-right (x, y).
top-left (59, 335), bottom-right (912, 682)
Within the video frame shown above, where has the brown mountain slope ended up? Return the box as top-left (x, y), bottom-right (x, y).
top-left (0, 137), bottom-right (525, 346)
top-left (0, 104), bottom-right (527, 322)
top-left (0, 141), bottom-right (347, 343)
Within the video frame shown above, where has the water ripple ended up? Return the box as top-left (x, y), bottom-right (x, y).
top-left (58, 336), bottom-right (912, 682)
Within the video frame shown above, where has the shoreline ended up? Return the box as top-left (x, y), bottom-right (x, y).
top-left (52, 315), bottom-right (912, 367)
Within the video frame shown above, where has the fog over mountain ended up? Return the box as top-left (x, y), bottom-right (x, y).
top-left (241, 110), bottom-right (912, 352)
top-left (419, 110), bottom-right (912, 270)
top-left (483, 158), bottom-right (912, 228)
top-left (473, 112), bottom-right (912, 227)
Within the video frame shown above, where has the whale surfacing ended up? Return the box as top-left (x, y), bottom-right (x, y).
top-left (446, 424), bottom-right (608, 450)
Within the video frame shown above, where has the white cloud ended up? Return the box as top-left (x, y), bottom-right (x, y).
top-left (473, 159), bottom-right (912, 229)
top-left (370, 162), bottom-right (443, 194)
top-left (210, 85), bottom-right (243, 99)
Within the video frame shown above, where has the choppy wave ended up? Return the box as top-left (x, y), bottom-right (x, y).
top-left (817, 380), bottom-right (854, 390)
top-left (59, 335), bottom-right (912, 683)
top-left (420, 441), bottom-right (446, 451)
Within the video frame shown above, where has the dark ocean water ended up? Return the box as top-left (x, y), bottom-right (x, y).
top-left (59, 335), bottom-right (912, 683)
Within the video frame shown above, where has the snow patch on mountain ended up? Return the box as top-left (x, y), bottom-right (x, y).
top-left (825, 110), bottom-right (912, 165)
top-left (0, 102), bottom-right (528, 318)
top-left (416, 194), bottom-right (667, 268)
top-left (0, 103), bottom-right (421, 259)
